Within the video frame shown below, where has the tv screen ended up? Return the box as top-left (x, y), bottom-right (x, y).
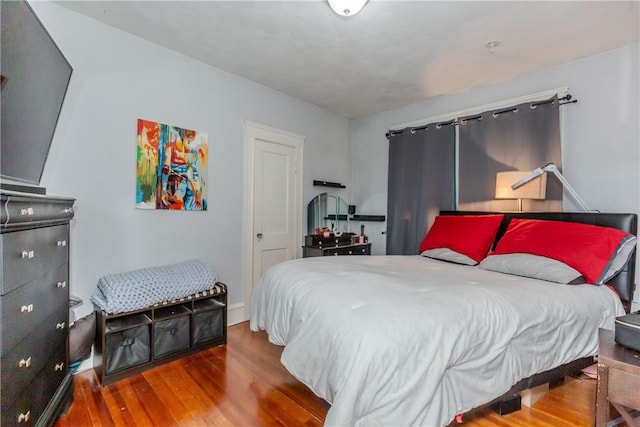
top-left (1, 0), bottom-right (72, 189)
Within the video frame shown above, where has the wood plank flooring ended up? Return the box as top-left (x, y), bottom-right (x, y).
top-left (55, 321), bottom-right (620, 426)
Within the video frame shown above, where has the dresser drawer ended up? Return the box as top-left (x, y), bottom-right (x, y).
top-left (1, 362), bottom-right (66, 427)
top-left (325, 244), bottom-right (371, 256)
top-left (1, 311), bottom-right (67, 407)
top-left (0, 195), bottom-right (74, 228)
top-left (305, 234), bottom-right (353, 248)
top-left (303, 243), bottom-right (372, 257)
top-left (1, 265), bottom-right (68, 355)
top-left (1, 225), bottom-right (69, 295)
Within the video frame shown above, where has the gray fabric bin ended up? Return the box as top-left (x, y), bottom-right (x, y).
top-left (192, 309), bottom-right (223, 345)
top-left (105, 325), bottom-right (150, 374)
top-left (154, 316), bottom-right (190, 358)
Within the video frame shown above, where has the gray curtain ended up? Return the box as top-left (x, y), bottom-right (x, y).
top-left (386, 124), bottom-right (455, 255)
top-left (458, 96), bottom-right (562, 211)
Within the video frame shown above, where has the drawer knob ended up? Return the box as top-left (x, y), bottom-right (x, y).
top-left (56, 240), bottom-right (67, 247)
top-left (57, 281), bottom-right (67, 289)
top-left (21, 250), bottom-right (35, 259)
top-left (18, 411), bottom-right (31, 423)
top-left (64, 208), bottom-right (73, 214)
top-left (55, 362), bottom-right (65, 371)
top-left (20, 207), bottom-right (34, 216)
top-left (56, 322), bottom-right (66, 330)
top-left (18, 357), bottom-right (32, 368)
top-left (20, 304), bottom-right (34, 313)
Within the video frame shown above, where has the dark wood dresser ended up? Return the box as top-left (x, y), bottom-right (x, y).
top-left (0, 190), bottom-right (75, 426)
top-left (303, 233), bottom-right (372, 257)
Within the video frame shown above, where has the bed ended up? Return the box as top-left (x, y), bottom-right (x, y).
top-left (250, 212), bottom-right (637, 426)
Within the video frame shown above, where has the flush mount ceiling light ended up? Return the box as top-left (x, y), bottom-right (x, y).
top-left (328, 0), bottom-right (368, 16)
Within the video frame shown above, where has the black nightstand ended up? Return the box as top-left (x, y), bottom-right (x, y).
top-left (595, 328), bottom-right (640, 426)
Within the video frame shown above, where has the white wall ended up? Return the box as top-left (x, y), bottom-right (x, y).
top-left (33, 1), bottom-right (352, 320)
top-left (351, 44), bottom-right (640, 309)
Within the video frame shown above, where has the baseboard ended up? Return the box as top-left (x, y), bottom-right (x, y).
top-left (74, 348), bottom-right (94, 374)
top-left (227, 302), bottom-right (247, 326)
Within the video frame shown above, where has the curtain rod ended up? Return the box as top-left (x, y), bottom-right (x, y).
top-left (386, 94), bottom-right (577, 139)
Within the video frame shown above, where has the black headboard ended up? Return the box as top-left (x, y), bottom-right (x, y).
top-left (441, 211), bottom-right (638, 313)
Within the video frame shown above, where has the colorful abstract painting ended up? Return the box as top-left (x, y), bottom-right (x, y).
top-left (136, 119), bottom-right (208, 210)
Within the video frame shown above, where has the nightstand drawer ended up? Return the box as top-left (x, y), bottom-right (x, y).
top-left (608, 368), bottom-right (640, 410)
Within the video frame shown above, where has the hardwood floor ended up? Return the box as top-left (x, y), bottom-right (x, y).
top-left (55, 321), bottom-right (618, 426)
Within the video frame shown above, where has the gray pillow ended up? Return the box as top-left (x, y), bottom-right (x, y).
top-left (600, 235), bottom-right (637, 284)
top-left (479, 253), bottom-right (585, 284)
top-left (421, 248), bottom-right (477, 266)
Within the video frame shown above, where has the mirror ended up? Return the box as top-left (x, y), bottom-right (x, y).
top-left (307, 192), bottom-right (349, 235)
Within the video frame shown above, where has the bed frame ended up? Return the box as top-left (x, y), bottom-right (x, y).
top-left (441, 211), bottom-right (637, 418)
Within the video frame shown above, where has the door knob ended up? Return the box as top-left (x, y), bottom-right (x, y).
top-left (256, 233), bottom-right (263, 239)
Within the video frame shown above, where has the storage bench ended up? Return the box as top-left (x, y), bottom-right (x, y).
top-left (94, 282), bottom-right (227, 386)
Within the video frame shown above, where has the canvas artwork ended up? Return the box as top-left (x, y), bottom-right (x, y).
top-left (136, 119), bottom-right (208, 210)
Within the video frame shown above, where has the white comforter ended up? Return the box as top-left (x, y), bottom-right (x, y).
top-left (250, 255), bottom-right (624, 427)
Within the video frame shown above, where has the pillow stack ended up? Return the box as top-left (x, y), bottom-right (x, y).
top-left (419, 215), bottom-right (636, 285)
top-left (419, 215), bottom-right (504, 265)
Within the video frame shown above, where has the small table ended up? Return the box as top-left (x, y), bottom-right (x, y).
top-left (596, 328), bottom-right (640, 427)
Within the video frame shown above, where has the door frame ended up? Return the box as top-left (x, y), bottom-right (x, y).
top-left (242, 120), bottom-right (305, 321)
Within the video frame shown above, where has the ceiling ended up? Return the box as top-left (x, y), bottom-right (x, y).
top-left (57, 1), bottom-right (640, 119)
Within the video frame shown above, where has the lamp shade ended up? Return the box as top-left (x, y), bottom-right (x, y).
top-left (495, 171), bottom-right (547, 200)
top-left (328, 0), bottom-right (368, 16)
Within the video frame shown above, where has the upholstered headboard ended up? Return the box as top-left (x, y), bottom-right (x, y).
top-left (441, 211), bottom-right (638, 313)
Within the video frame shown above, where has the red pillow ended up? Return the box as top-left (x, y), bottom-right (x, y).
top-left (419, 215), bottom-right (504, 263)
top-left (491, 219), bottom-right (631, 284)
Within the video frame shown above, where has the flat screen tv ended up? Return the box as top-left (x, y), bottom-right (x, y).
top-left (1, 0), bottom-right (72, 194)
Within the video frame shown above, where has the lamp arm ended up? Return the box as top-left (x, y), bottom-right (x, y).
top-left (541, 164), bottom-right (591, 212)
top-left (511, 167), bottom-right (544, 189)
top-left (511, 163), bottom-right (591, 212)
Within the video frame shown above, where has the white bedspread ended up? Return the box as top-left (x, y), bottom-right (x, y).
top-left (250, 255), bottom-right (624, 427)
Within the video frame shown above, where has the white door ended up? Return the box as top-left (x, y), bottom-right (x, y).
top-left (243, 122), bottom-right (304, 319)
top-left (253, 139), bottom-right (297, 278)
